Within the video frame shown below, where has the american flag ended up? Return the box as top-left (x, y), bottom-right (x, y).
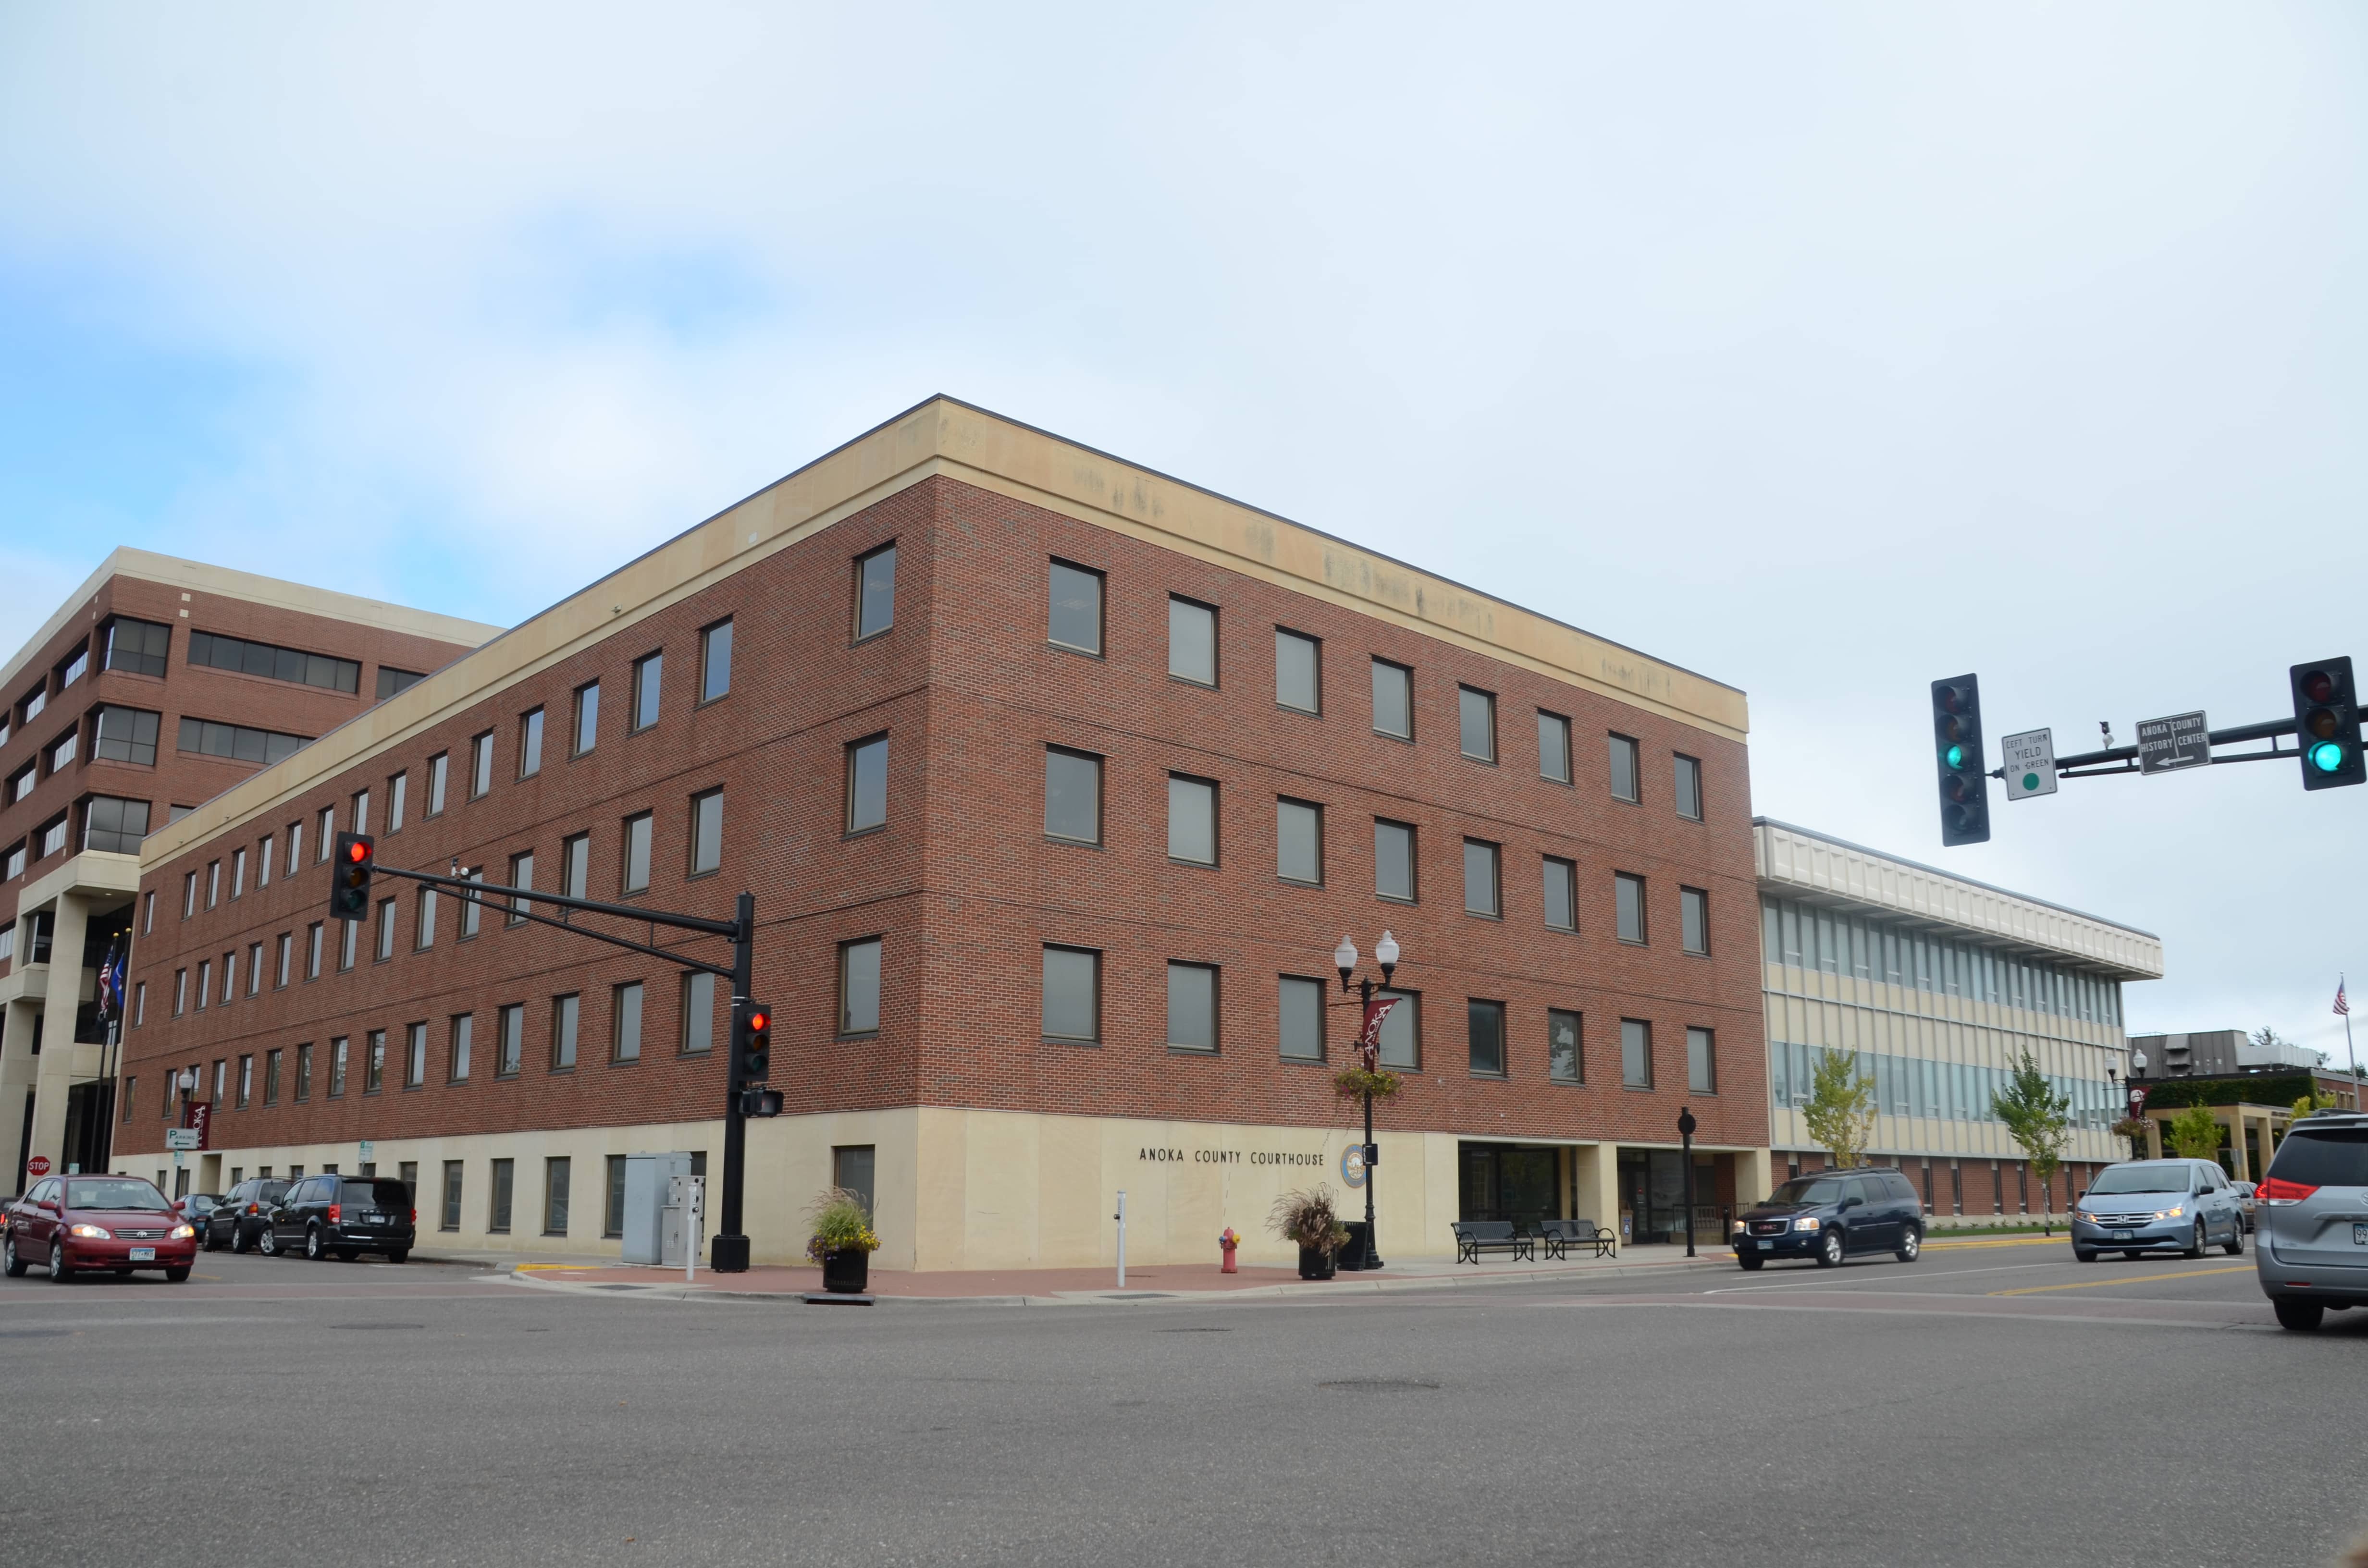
top-left (2336, 980), bottom-right (2350, 1017)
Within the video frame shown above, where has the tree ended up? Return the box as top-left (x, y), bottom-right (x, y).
top-left (2293, 1088), bottom-right (2338, 1121)
top-left (1991, 1049), bottom-right (2073, 1235)
top-left (2250, 1025), bottom-right (2289, 1053)
top-left (2166, 1102), bottom-right (2224, 1164)
top-left (1801, 1048), bottom-right (1876, 1170)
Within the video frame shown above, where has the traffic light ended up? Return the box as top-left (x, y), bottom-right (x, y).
top-left (733, 1000), bottom-right (772, 1087)
top-left (740, 1088), bottom-right (784, 1117)
top-left (2290, 658), bottom-right (2364, 790)
top-left (1930, 675), bottom-right (1990, 846)
top-left (329, 833), bottom-right (375, 920)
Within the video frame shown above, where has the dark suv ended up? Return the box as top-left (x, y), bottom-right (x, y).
top-left (207, 1179), bottom-right (290, 1253)
top-left (1733, 1167), bottom-right (1925, 1270)
top-left (262, 1176), bottom-right (416, 1263)
top-left (2256, 1112), bottom-right (2368, 1331)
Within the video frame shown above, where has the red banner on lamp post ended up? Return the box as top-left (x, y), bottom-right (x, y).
top-left (185, 1102), bottom-right (211, 1152)
top-left (1354, 997), bottom-right (1401, 1072)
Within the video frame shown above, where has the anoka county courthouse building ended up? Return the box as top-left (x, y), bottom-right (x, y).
top-left (101, 398), bottom-right (1774, 1268)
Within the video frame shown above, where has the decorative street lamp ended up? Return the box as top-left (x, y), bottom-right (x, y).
top-left (1677, 1106), bottom-right (1699, 1258)
top-left (1334, 931), bottom-right (1402, 1271)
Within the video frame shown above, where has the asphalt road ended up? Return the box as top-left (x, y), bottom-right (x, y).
top-left (5, 1238), bottom-right (2364, 1568)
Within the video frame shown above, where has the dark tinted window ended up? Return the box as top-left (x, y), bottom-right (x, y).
top-left (1884, 1173), bottom-right (1919, 1204)
top-left (1770, 1177), bottom-right (1843, 1205)
top-left (2267, 1128), bottom-right (2368, 1188)
top-left (343, 1179), bottom-right (413, 1210)
top-left (259, 1181), bottom-right (289, 1202)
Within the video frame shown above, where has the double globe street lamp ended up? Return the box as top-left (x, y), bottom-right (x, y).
top-left (1333, 930), bottom-right (1401, 1272)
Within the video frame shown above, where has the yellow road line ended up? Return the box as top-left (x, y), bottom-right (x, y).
top-left (1987, 1264), bottom-right (2253, 1297)
top-left (1926, 1235), bottom-right (2070, 1250)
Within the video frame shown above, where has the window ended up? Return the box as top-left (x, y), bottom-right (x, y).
top-left (315, 805), bottom-right (334, 858)
top-left (681, 972), bottom-right (716, 1054)
top-left (338, 918), bottom-right (358, 971)
top-left (1044, 747), bottom-right (1102, 844)
top-left (1687, 1026), bottom-right (1717, 1093)
top-left (605, 1155), bottom-right (629, 1238)
top-left (176, 717), bottom-right (308, 766)
top-left (551, 994), bottom-right (580, 1070)
top-left (133, 980), bottom-right (145, 1026)
top-left (1609, 734), bottom-right (1640, 803)
top-left (1457, 687), bottom-right (1496, 762)
top-left (561, 833), bottom-right (589, 900)
top-left (289, 817), bottom-right (305, 868)
top-left (632, 653), bottom-right (663, 730)
top-left (622, 813), bottom-right (653, 894)
top-left (306, 922), bottom-right (323, 980)
top-left (92, 705), bottom-right (160, 766)
top-left (196, 960), bottom-right (210, 1010)
top-left (375, 666), bottom-right (424, 701)
top-left (1047, 560), bottom-right (1103, 654)
top-left (247, 942), bottom-right (264, 995)
top-left (352, 788), bottom-right (371, 834)
top-left (82, 797), bottom-right (149, 854)
top-left (1462, 839), bottom-right (1501, 917)
top-left (375, 897), bottom-right (397, 960)
top-left (544, 1158), bottom-right (572, 1237)
top-left (1468, 999), bottom-right (1506, 1077)
top-left (258, 835), bottom-right (273, 886)
top-left (1375, 819), bottom-right (1417, 902)
top-left (1542, 857), bottom-right (1577, 932)
top-left (507, 852), bottom-right (534, 924)
top-left (56, 643), bottom-right (86, 690)
top-left (222, 953), bottom-right (237, 1004)
top-left (1371, 660), bottom-right (1412, 740)
top-left (3, 842), bottom-right (22, 881)
top-left (426, 752), bottom-right (448, 816)
top-left (415, 889), bottom-right (437, 950)
top-left (294, 1043), bottom-right (313, 1101)
top-left (405, 1023), bottom-right (427, 1088)
top-left (1276, 798), bottom-right (1322, 885)
top-left (1275, 629), bottom-right (1320, 713)
top-left (38, 814), bottom-right (68, 858)
top-left (1374, 990), bottom-right (1420, 1070)
top-left (1151, 961), bottom-right (1218, 1053)
top-left (1616, 873), bottom-right (1647, 944)
top-left (839, 939), bottom-right (882, 1035)
top-left (689, 790), bottom-right (723, 876)
top-left (489, 1159), bottom-right (515, 1234)
top-left (1169, 597), bottom-right (1217, 685)
top-left (1674, 754), bottom-right (1703, 821)
top-left (700, 620), bottom-right (732, 702)
top-left (846, 735), bottom-right (888, 834)
top-left (232, 846), bottom-right (247, 898)
top-left (612, 982), bottom-right (642, 1063)
top-left (449, 1014), bottom-right (473, 1081)
top-left (329, 1038), bottom-right (348, 1097)
top-left (121, 1078), bottom-right (136, 1122)
top-left (518, 708), bottom-right (544, 778)
top-left (1549, 1009), bottom-right (1583, 1084)
top-left (102, 617), bottom-right (170, 677)
top-left (834, 1147), bottom-right (876, 1217)
top-left (855, 542), bottom-right (897, 639)
top-left (1270, 975), bottom-right (1328, 1062)
top-left (387, 771), bottom-right (407, 833)
top-left (1680, 887), bottom-right (1709, 956)
top-left (186, 630), bottom-right (359, 693)
top-left (364, 1031), bottom-right (385, 1093)
top-left (16, 689), bottom-right (39, 724)
top-left (1621, 1018), bottom-right (1653, 1088)
top-left (45, 728), bottom-right (77, 774)
top-left (7, 764), bottom-right (32, 804)
top-left (469, 732), bottom-right (493, 797)
top-left (1167, 775), bottom-right (1217, 865)
top-left (1537, 711), bottom-right (1571, 783)
top-left (173, 968), bottom-right (186, 1016)
top-left (236, 1054), bottom-right (252, 1109)
top-left (1039, 945), bottom-right (1103, 1042)
top-left (496, 1004), bottom-right (524, 1076)
top-left (274, 932), bottom-right (291, 987)
top-left (440, 1162), bottom-right (464, 1231)
top-left (264, 1054), bottom-right (286, 1109)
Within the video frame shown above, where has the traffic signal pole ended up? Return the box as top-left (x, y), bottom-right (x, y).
top-left (2037, 715), bottom-right (2306, 779)
top-left (715, 891), bottom-right (755, 1274)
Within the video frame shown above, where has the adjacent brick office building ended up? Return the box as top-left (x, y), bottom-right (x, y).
top-left (114, 399), bottom-right (1772, 1267)
top-left (0, 550), bottom-right (498, 1185)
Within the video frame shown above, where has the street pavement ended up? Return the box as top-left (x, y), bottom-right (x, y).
top-left (4, 1238), bottom-right (2363, 1567)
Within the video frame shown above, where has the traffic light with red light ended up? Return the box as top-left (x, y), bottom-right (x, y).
top-left (329, 833), bottom-right (376, 921)
top-left (2290, 658), bottom-right (2363, 790)
top-left (1930, 675), bottom-right (1990, 846)
top-left (734, 999), bottom-right (772, 1087)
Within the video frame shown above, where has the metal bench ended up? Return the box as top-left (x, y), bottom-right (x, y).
top-left (1451, 1219), bottom-right (1534, 1264)
top-left (1533, 1217), bottom-right (1617, 1260)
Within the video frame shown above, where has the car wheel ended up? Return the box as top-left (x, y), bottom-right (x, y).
top-left (164, 1265), bottom-right (191, 1283)
top-left (2183, 1220), bottom-right (2207, 1260)
top-left (2274, 1298), bottom-right (2325, 1332)
top-left (48, 1239), bottom-right (72, 1283)
top-left (2072, 1246), bottom-right (2097, 1262)
top-left (1814, 1228), bottom-right (1845, 1268)
top-left (1737, 1253), bottom-right (1764, 1271)
top-left (258, 1227), bottom-right (278, 1257)
top-left (2222, 1224), bottom-right (2244, 1257)
top-left (1895, 1226), bottom-right (1922, 1264)
top-left (1, 1236), bottom-right (24, 1277)
top-left (231, 1224), bottom-right (250, 1254)
top-left (384, 1250), bottom-right (408, 1266)
top-left (304, 1226), bottom-right (324, 1262)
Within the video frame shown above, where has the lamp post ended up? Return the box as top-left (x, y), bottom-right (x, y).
top-left (1334, 931), bottom-right (1401, 1272)
top-left (1677, 1106), bottom-right (1698, 1258)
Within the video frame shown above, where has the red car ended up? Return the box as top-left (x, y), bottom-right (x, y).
top-left (4, 1174), bottom-right (197, 1283)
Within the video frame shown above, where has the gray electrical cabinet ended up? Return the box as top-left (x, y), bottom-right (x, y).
top-left (620, 1152), bottom-right (697, 1265)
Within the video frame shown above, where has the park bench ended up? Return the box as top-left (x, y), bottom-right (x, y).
top-left (1450, 1219), bottom-right (1533, 1264)
top-left (1533, 1217), bottom-right (1617, 1261)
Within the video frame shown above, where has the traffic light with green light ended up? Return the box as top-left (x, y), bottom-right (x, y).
top-left (2290, 658), bottom-right (2363, 791)
top-left (1930, 675), bottom-right (1990, 845)
top-left (329, 833), bottom-right (375, 921)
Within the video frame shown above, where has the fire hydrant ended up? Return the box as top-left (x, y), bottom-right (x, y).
top-left (1219, 1228), bottom-right (1240, 1274)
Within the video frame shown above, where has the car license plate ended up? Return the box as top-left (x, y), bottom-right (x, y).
top-left (128, 1247), bottom-right (155, 1262)
top-left (1757, 1239), bottom-right (1774, 1251)
top-left (2353, 1223), bottom-right (2367, 1247)
top-left (2111, 1230), bottom-right (2134, 1242)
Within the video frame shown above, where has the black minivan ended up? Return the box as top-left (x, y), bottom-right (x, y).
top-left (1733, 1167), bottom-right (1925, 1270)
top-left (262, 1175), bottom-right (416, 1263)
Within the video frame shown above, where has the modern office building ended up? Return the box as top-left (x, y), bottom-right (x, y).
top-left (112, 397), bottom-right (1773, 1268)
top-left (2125, 1029), bottom-right (2328, 1081)
top-left (0, 551), bottom-right (498, 1185)
top-left (1755, 819), bottom-right (2162, 1217)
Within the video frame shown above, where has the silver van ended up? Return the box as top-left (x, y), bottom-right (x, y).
top-left (2070, 1158), bottom-right (2245, 1262)
top-left (2257, 1111), bottom-right (2368, 1332)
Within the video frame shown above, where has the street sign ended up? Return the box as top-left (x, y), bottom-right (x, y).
top-left (2001, 728), bottom-right (2058, 800)
top-left (25, 1155), bottom-right (49, 1178)
top-left (165, 1128), bottom-right (200, 1152)
top-left (358, 1140), bottom-right (374, 1163)
top-left (2136, 710), bottom-right (2210, 775)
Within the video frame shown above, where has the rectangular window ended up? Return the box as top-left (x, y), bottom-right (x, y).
top-left (415, 889), bottom-right (437, 950)
top-left (681, 972), bottom-right (716, 1054)
top-left (232, 847), bottom-right (247, 898)
top-left (440, 1162), bottom-right (464, 1231)
top-left (496, 1004), bottom-right (524, 1076)
top-left (1457, 687), bottom-right (1496, 762)
top-left (1166, 961), bottom-right (1218, 1053)
top-left (1375, 819), bottom-right (1417, 902)
top-left (405, 1022), bottom-right (427, 1088)
top-left (247, 942), bottom-right (264, 995)
top-left (1674, 753), bottom-right (1703, 821)
top-left (56, 643), bottom-right (86, 689)
top-left (330, 1038), bottom-right (348, 1097)
top-left (133, 981), bottom-right (145, 1026)
top-left (1609, 734), bottom-right (1640, 803)
top-left (1542, 857), bottom-right (1577, 931)
top-left (1370, 659), bottom-right (1413, 739)
top-left (689, 790), bottom-right (723, 875)
top-left (1462, 839), bottom-right (1501, 917)
top-left (263, 1049), bottom-right (281, 1106)
top-left (92, 704), bottom-right (160, 765)
top-left (102, 616), bottom-right (170, 677)
top-left (1048, 560), bottom-right (1104, 654)
top-left (459, 867), bottom-right (483, 938)
top-left (46, 728), bottom-right (76, 773)
top-left (544, 1158), bottom-right (571, 1237)
top-left (1276, 798), bottom-right (1322, 885)
top-left (295, 1043), bottom-right (313, 1101)
top-left (507, 852), bottom-right (534, 924)
top-left (175, 717), bottom-right (309, 767)
top-left (574, 683), bottom-right (600, 755)
top-left (1041, 945), bottom-right (1100, 1042)
top-left (315, 805), bottom-right (334, 858)
top-left (699, 620), bottom-right (732, 703)
top-left (632, 653), bottom-right (663, 730)
top-left (1549, 1009), bottom-right (1583, 1083)
top-left (375, 897), bottom-right (397, 960)
top-left (1044, 747), bottom-right (1102, 844)
top-left (352, 788), bottom-right (370, 835)
top-left (1374, 990), bottom-right (1420, 1070)
top-left (1168, 597), bottom-right (1217, 686)
top-left (1687, 1026), bottom-right (1717, 1093)
top-left (1468, 999), bottom-right (1506, 1077)
top-left (275, 932), bottom-right (292, 987)
top-left (222, 953), bottom-right (236, 1004)
top-left (551, 993), bottom-right (579, 1070)
top-left (186, 629), bottom-right (359, 693)
top-left (387, 771), bottom-right (407, 833)
top-left (449, 1014), bottom-right (473, 1082)
top-left (258, 835), bottom-right (273, 886)
top-left (363, 1031), bottom-right (385, 1093)
top-left (207, 861), bottom-right (220, 907)
top-left (518, 708), bottom-right (544, 778)
top-left (605, 1155), bottom-right (629, 1238)
top-left (196, 959), bottom-right (210, 1010)
top-left (1621, 1018), bottom-right (1653, 1088)
top-left (1279, 975), bottom-right (1326, 1062)
top-left (1274, 629), bottom-right (1320, 713)
top-left (855, 543), bottom-right (897, 640)
top-left (612, 982), bottom-right (643, 1062)
top-left (622, 813), bottom-right (653, 893)
top-left (846, 735), bottom-right (888, 833)
top-left (470, 732), bottom-right (494, 797)
top-left (562, 833), bottom-right (589, 900)
top-left (120, 1078), bottom-right (136, 1122)
top-left (426, 752), bottom-right (448, 816)
top-left (489, 1159), bottom-right (515, 1234)
top-left (1680, 887), bottom-right (1709, 956)
top-left (287, 817), bottom-right (304, 869)
top-left (1167, 774), bottom-right (1217, 865)
top-left (142, 890), bottom-right (155, 934)
top-left (81, 796), bottom-right (149, 854)
top-left (338, 918), bottom-right (358, 971)
top-left (1537, 711), bottom-right (1571, 784)
top-left (838, 938), bottom-right (883, 1035)
top-left (305, 921), bottom-right (322, 980)
top-left (1616, 873), bottom-right (1647, 944)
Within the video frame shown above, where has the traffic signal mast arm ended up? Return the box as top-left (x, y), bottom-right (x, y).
top-left (366, 862), bottom-right (741, 979)
top-left (2033, 715), bottom-right (2303, 780)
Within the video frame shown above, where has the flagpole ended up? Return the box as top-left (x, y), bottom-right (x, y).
top-left (2346, 974), bottom-right (2360, 1112)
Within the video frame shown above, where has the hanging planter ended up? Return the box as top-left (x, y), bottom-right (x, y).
top-left (1333, 1066), bottom-right (1404, 1101)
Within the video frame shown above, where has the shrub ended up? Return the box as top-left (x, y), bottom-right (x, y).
top-left (805, 1187), bottom-right (881, 1263)
top-left (1268, 1186), bottom-right (1350, 1253)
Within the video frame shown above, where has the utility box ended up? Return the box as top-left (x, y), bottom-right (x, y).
top-left (620, 1152), bottom-right (696, 1265)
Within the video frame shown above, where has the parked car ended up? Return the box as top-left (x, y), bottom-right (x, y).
top-left (176, 1193), bottom-right (224, 1248)
top-left (261, 1174), bottom-right (415, 1263)
top-left (207, 1179), bottom-right (290, 1253)
top-left (2255, 1111), bottom-right (2368, 1332)
top-left (2070, 1158), bottom-right (2245, 1262)
top-left (1732, 1166), bottom-right (1924, 1269)
top-left (2, 1174), bottom-right (197, 1282)
top-left (2229, 1179), bottom-right (2257, 1233)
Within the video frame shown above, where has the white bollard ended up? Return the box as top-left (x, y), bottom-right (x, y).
top-left (1115, 1189), bottom-right (1127, 1288)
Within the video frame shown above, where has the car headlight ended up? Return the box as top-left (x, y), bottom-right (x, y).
top-left (67, 1224), bottom-right (112, 1240)
top-left (2152, 1205), bottom-right (2183, 1220)
top-left (169, 1224), bottom-right (196, 1240)
top-left (1793, 1216), bottom-right (1822, 1232)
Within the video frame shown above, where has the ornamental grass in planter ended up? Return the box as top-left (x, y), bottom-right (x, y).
top-left (1268, 1186), bottom-right (1351, 1281)
top-left (805, 1187), bottom-right (881, 1294)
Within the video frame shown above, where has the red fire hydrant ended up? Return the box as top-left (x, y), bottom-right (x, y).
top-left (1219, 1227), bottom-right (1240, 1274)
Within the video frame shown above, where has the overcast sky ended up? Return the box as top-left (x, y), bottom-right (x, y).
top-left (3, 5), bottom-right (2364, 1064)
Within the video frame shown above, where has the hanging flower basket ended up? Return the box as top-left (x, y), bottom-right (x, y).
top-left (1333, 1066), bottom-right (1404, 1101)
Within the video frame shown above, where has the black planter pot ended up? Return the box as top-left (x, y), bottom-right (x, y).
top-left (821, 1248), bottom-right (870, 1295)
top-left (1297, 1245), bottom-right (1337, 1281)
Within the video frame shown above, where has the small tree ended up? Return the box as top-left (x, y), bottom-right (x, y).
top-left (2165, 1102), bottom-right (2224, 1164)
top-left (2250, 1025), bottom-right (2289, 1053)
top-left (1801, 1048), bottom-right (1876, 1170)
top-left (2292, 1088), bottom-right (2338, 1121)
top-left (1991, 1049), bottom-right (2072, 1235)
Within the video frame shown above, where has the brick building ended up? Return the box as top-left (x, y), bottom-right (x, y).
top-left (114, 398), bottom-right (1771, 1268)
top-left (0, 550), bottom-right (498, 1185)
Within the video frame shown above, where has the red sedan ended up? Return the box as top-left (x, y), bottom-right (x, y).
top-left (4, 1175), bottom-right (197, 1283)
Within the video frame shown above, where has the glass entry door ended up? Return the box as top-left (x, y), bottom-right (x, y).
top-left (1459, 1143), bottom-right (1562, 1228)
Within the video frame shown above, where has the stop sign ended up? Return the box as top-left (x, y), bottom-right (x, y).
top-left (24, 1155), bottom-right (50, 1178)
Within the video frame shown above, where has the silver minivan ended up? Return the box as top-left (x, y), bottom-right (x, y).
top-left (2257, 1112), bottom-right (2368, 1332)
top-left (2071, 1158), bottom-right (2246, 1262)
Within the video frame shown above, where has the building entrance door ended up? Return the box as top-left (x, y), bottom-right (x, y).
top-left (1458, 1143), bottom-right (1561, 1229)
top-left (1618, 1149), bottom-right (1691, 1245)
